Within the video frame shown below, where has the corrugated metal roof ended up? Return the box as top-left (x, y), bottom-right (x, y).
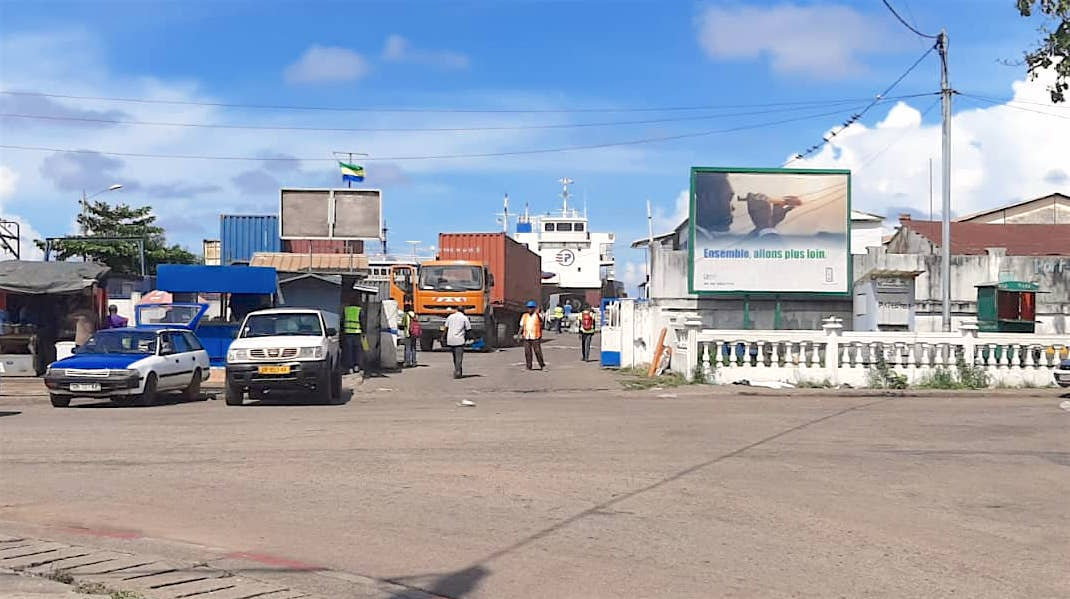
top-left (902, 221), bottom-right (1070, 256)
top-left (250, 252), bottom-right (369, 273)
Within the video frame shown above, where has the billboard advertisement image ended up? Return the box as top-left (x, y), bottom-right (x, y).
top-left (689, 167), bottom-right (850, 295)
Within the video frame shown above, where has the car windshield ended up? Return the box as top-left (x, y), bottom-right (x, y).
top-left (240, 313), bottom-right (323, 338)
top-left (419, 266), bottom-right (483, 291)
top-left (137, 304), bottom-right (201, 327)
top-left (81, 331), bottom-right (158, 354)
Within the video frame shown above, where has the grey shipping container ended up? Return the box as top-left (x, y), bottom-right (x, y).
top-left (221, 215), bottom-right (281, 264)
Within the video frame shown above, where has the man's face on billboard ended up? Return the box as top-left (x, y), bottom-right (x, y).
top-left (694, 172), bottom-right (734, 232)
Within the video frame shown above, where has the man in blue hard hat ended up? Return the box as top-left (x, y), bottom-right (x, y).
top-left (518, 300), bottom-right (546, 370)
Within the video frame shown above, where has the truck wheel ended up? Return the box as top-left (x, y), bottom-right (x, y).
top-left (419, 335), bottom-right (434, 352)
top-left (135, 373), bottom-right (157, 407)
top-left (183, 368), bottom-right (203, 401)
top-left (497, 322), bottom-right (510, 347)
top-left (224, 383), bottom-right (244, 406)
top-left (330, 363), bottom-right (343, 404)
top-left (314, 371), bottom-right (333, 405)
top-left (49, 394), bottom-right (70, 408)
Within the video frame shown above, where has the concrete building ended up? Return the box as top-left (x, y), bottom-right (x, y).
top-left (956, 192), bottom-right (1070, 224)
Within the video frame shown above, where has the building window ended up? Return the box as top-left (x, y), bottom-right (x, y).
top-left (574, 223), bottom-right (585, 232)
top-left (556, 223), bottom-right (573, 231)
top-left (544, 223), bottom-right (555, 232)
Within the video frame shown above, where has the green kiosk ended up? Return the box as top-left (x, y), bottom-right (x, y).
top-left (975, 280), bottom-right (1042, 333)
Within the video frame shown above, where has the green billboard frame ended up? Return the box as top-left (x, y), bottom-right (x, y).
top-left (687, 166), bottom-right (852, 297)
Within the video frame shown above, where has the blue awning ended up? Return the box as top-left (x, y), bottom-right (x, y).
top-left (156, 264), bottom-right (277, 294)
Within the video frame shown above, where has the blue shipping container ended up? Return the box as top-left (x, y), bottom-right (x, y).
top-left (220, 214), bottom-right (280, 264)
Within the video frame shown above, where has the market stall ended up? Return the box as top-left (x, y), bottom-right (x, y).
top-left (0, 261), bottom-right (110, 376)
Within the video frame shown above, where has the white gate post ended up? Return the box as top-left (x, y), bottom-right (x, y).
top-left (959, 322), bottom-right (979, 367)
top-left (822, 317), bottom-right (843, 385)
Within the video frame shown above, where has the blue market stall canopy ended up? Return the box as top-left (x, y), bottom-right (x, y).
top-left (0, 261), bottom-right (110, 294)
top-left (157, 264), bottom-right (277, 294)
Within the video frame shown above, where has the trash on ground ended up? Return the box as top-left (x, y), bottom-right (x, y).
top-left (458, 399), bottom-right (476, 407)
top-left (656, 393), bottom-right (678, 399)
top-left (1059, 400), bottom-right (1070, 412)
top-left (748, 381), bottom-right (796, 389)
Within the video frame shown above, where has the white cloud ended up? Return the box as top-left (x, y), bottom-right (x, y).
top-left (695, 3), bottom-right (891, 78)
top-left (284, 45), bottom-right (371, 84)
top-left (791, 69), bottom-right (1070, 219)
top-left (619, 260), bottom-right (647, 297)
top-left (382, 34), bottom-right (470, 70)
top-left (0, 165), bottom-right (19, 199)
top-left (653, 189), bottom-right (689, 232)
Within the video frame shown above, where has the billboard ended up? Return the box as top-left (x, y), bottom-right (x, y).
top-left (689, 167), bottom-right (850, 295)
top-left (279, 188), bottom-right (382, 240)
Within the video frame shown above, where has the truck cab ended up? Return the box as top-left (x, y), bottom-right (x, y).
top-left (392, 260), bottom-right (494, 351)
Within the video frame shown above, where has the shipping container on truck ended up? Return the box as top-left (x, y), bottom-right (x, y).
top-left (393, 232), bottom-right (541, 351)
top-left (220, 215), bottom-right (281, 264)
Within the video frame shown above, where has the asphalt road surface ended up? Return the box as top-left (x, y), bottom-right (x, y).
top-left (1, 336), bottom-right (1068, 598)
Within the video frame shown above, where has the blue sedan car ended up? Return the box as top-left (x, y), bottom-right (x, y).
top-left (44, 304), bottom-right (211, 407)
top-left (1056, 359), bottom-right (1070, 388)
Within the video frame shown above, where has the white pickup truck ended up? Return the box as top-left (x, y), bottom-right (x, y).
top-left (224, 308), bottom-right (343, 405)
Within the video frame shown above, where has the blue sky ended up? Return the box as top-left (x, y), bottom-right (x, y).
top-left (1, 1), bottom-right (1068, 289)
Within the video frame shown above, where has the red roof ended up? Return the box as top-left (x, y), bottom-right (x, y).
top-left (902, 220), bottom-right (1070, 256)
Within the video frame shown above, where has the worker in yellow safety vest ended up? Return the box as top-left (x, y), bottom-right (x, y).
top-left (343, 303), bottom-right (363, 374)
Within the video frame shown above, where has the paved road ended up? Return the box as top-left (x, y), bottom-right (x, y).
top-left (1, 336), bottom-right (1068, 598)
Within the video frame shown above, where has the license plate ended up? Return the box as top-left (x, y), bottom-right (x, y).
top-left (70, 383), bottom-right (101, 392)
top-left (258, 365), bottom-right (291, 375)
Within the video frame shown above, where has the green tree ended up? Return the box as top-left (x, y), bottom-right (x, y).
top-left (1018, 0), bottom-right (1070, 103)
top-left (37, 201), bottom-right (199, 275)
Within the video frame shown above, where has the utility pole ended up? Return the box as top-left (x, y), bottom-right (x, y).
top-left (646, 200), bottom-right (654, 299)
top-left (938, 29), bottom-right (952, 332)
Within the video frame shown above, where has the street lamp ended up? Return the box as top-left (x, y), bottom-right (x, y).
top-left (80, 184), bottom-right (123, 235)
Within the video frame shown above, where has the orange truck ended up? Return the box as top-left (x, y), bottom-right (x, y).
top-left (388, 233), bottom-right (542, 351)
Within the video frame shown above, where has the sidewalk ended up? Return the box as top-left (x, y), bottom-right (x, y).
top-left (0, 567), bottom-right (97, 599)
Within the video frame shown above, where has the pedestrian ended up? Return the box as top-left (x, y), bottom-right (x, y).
top-left (104, 305), bottom-right (128, 329)
top-left (343, 301), bottom-right (364, 374)
top-left (553, 304), bottom-right (564, 333)
top-left (518, 300), bottom-right (546, 370)
top-left (401, 302), bottom-right (420, 368)
top-left (563, 302), bottom-right (573, 332)
top-left (578, 306), bottom-right (596, 362)
top-left (444, 306), bottom-right (471, 379)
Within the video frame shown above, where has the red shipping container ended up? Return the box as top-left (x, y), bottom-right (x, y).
top-left (282, 239), bottom-right (363, 254)
top-left (437, 232), bottom-right (541, 313)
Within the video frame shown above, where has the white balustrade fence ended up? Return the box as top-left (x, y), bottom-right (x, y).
top-left (674, 320), bottom-right (1069, 388)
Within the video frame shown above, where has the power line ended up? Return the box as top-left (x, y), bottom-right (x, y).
top-left (879, 0), bottom-right (939, 39)
top-left (0, 88), bottom-right (913, 115)
top-left (785, 45), bottom-right (938, 164)
top-left (956, 93), bottom-right (1070, 120)
top-left (0, 97), bottom-right (927, 133)
top-left (0, 103), bottom-right (868, 162)
top-left (856, 97), bottom-right (941, 169)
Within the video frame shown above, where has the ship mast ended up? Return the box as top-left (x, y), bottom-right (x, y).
top-left (558, 177), bottom-right (573, 217)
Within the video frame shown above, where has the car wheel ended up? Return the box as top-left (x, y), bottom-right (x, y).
top-left (135, 373), bottom-right (158, 407)
top-left (224, 382), bottom-right (244, 406)
top-left (49, 394), bottom-right (70, 408)
top-left (183, 368), bottom-right (203, 401)
top-left (330, 363), bottom-right (344, 404)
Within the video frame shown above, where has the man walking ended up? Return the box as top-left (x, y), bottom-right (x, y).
top-left (553, 304), bottom-right (565, 333)
top-left (519, 300), bottom-right (546, 370)
top-left (343, 301), bottom-right (364, 374)
top-left (578, 306), bottom-right (596, 361)
top-left (444, 306), bottom-right (470, 379)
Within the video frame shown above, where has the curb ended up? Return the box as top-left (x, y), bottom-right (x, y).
top-left (0, 534), bottom-right (317, 599)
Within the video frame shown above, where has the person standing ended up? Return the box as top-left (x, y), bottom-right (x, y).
top-left (104, 305), bottom-right (128, 329)
top-left (343, 302), bottom-right (364, 374)
top-left (578, 306), bottom-right (596, 362)
top-left (553, 304), bottom-right (565, 333)
top-left (563, 302), bottom-right (573, 333)
top-left (518, 300), bottom-right (546, 370)
top-left (444, 306), bottom-right (470, 379)
top-left (401, 302), bottom-right (419, 368)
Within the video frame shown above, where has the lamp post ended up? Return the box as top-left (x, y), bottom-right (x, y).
top-left (80, 184), bottom-right (123, 235)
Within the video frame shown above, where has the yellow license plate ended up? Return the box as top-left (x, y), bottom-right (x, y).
top-left (258, 365), bottom-right (291, 375)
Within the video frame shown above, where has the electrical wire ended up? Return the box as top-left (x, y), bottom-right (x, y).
top-left (0, 97), bottom-right (927, 133)
top-left (956, 93), bottom-right (1070, 120)
top-left (879, 0), bottom-right (939, 39)
top-left (784, 44), bottom-right (938, 164)
top-left (0, 103), bottom-right (868, 162)
top-left (0, 88), bottom-right (920, 115)
top-left (856, 97), bottom-right (941, 169)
